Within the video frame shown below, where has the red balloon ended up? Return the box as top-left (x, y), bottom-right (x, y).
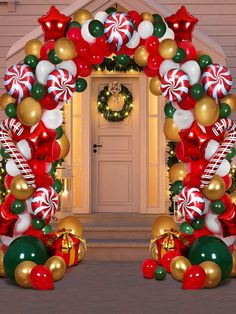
top-left (182, 265), bottom-right (206, 290)
top-left (183, 173), bottom-right (201, 188)
top-left (76, 40), bottom-right (91, 59)
top-left (128, 10), bottom-right (143, 28)
top-left (222, 175), bottom-right (232, 191)
top-left (51, 141), bottom-right (61, 162)
top-left (188, 159), bottom-right (208, 177)
top-left (0, 204), bottom-right (18, 237)
top-left (178, 40), bottom-right (197, 61)
top-left (117, 45), bottom-right (136, 56)
top-left (176, 141), bottom-right (192, 163)
top-left (90, 45), bottom-right (104, 65)
top-left (161, 251), bottom-right (181, 272)
top-left (221, 193), bottom-right (233, 209)
top-left (145, 36), bottom-right (160, 54)
top-left (67, 27), bottom-right (82, 43)
top-left (142, 259), bottom-right (158, 279)
top-left (96, 36), bottom-right (113, 57)
top-left (178, 93), bottom-right (196, 110)
top-left (30, 265), bottom-right (54, 290)
top-left (148, 54), bottom-right (163, 70)
top-left (35, 173), bottom-right (54, 188)
top-left (228, 244), bottom-right (234, 253)
top-left (28, 160), bottom-right (51, 175)
top-left (4, 193), bottom-right (15, 210)
top-left (218, 203), bottom-right (236, 238)
top-left (193, 226), bottom-right (213, 240)
top-left (74, 57), bottom-right (92, 77)
top-left (40, 40), bottom-right (55, 60)
top-left (143, 66), bottom-right (159, 77)
top-left (23, 225), bottom-right (43, 240)
top-left (39, 93), bottom-right (58, 110)
top-left (4, 175), bottom-right (13, 190)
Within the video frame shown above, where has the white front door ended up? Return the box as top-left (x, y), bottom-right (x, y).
top-left (91, 76), bottom-right (140, 212)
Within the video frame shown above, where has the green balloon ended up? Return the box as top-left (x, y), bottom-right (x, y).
top-left (106, 7), bottom-right (117, 14)
top-left (32, 217), bottom-right (46, 230)
top-left (172, 48), bottom-right (186, 63)
top-left (164, 102), bottom-right (176, 118)
top-left (32, 83), bottom-right (46, 100)
top-left (116, 54), bottom-right (130, 66)
top-left (179, 222), bottom-right (194, 235)
top-left (5, 103), bottom-right (17, 118)
top-left (76, 78), bottom-right (87, 92)
top-left (3, 235), bottom-right (48, 279)
top-left (191, 217), bottom-right (205, 230)
top-left (68, 21), bottom-right (81, 29)
top-left (89, 20), bottom-right (104, 37)
top-left (42, 224), bottom-right (53, 234)
top-left (154, 266), bottom-right (166, 280)
top-left (153, 22), bottom-right (166, 38)
top-left (0, 147), bottom-right (9, 159)
top-left (211, 200), bottom-right (225, 215)
top-left (226, 146), bottom-right (236, 160)
top-left (198, 54), bottom-right (212, 70)
top-left (56, 126), bottom-right (64, 139)
top-left (11, 200), bottom-right (25, 215)
top-left (219, 103), bottom-right (231, 118)
top-left (53, 179), bottom-right (62, 194)
top-left (48, 49), bottom-right (62, 64)
top-left (188, 236), bottom-right (233, 280)
top-left (171, 181), bottom-right (183, 195)
top-left (24, 55), bottom-right (38, 69)
top-left (190, 83), bottom-right (205, 100)
top-left (49, 163), bottom-right (57, 175)
top-left (153, 14), bottom-right (163, 23)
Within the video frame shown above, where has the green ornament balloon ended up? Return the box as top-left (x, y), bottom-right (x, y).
top-left (219, 103), bottom-right (231, 118)
top-left (24, 55), bottom-right (38, 69)
top-left (106, 7), bottom-right (117, 14)
top-left (32, 83), bottom-right (46, 100)
top-left (198, 54), bottom-right (212, 70)
top-left (11, 200), bottom-right (25, 215)
top-left (0, 147), bottom-right (10, 159)
top-left (116, 54), bottom-right (130, 66)
top-left (179, 222), bottom-right (194, 235)
top-left (171, 180), bottom-right (183, 195)
top-left (172, 48), bottom-right (186, 63)
top-left (188, 236), bottom-right (233, 280)
top-left (53, 179), bottom-right (62, 194)
top-left (211, 200), bottom-right (225, 215)
top-left (153, 22), bottom-right (166, 38)
top-left (89, 20), bottom-right (104, 37)
top-left (226, 146), bottom-right (236, 160)
top-left (164, 102), bottom-right (176, 118)
top-left (76, 78), bottom-right (87, 92)
top-left (154, 266), bottom-right (166, 280)
top-left (32, 217), bottom-right (46, 230)
top-left (191, 217), bottom-right (205, 230)
top-left (48, 49), bottom-right (62, 64)
top-left (5, 103), bottom-right (17, 118)
top-left (56, 126), bottom-right (64, 139)
top-left (68, 21), bottom-right (81, 29)
top-left (190, 83), bottom-right (205, 100)
top-left (42, 224), bottom-right (53, 234)
top-left (153, 14), bottom-right (163, 23)
top-left (49, 163), bottom-right (56, 175)
top-left (3, 235), bottom-right (48, 279)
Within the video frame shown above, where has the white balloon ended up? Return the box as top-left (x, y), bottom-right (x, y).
top-left (138, 21), bottom-right (154, 39)
top-left (0, 235), bottom-right (17, 246)
top-left (204, 140), bottom-right (220, 160)
top-left (94, 11), bottom-right (108, 23)
top-left (216, 159), bottom-right (231, 177)
top-left (159, 59), bottom-right (180, 77)
top-left (81, 20), bottom-right (96, 43)
top-left (172, 103), bottom-right (181, 110)
top-left (6, 159), bottom-right (20, 176)
top-left (181, 61), bottom-right (201, 86)
top-left (17, 139), bottom-right (32, 160)
top-left (35, 60), bottom-right (55, 86)
top-left (14, 210), bottom-right (32, 235)
top-left (41, 108), bottom-right (63, 129)
top-left (205, 210), bottom-right (222, 234)
top-left (57, 60), bottom-right (77, 77)
top-left (217, 235), bottom-right (236, 246)
top-left (159, 27), bottom-right (175, 42)
top-left (126, 30), bottom-right (140, 49)
top-left (173, 109), bottom-right (194, 130)
top-left (203, 198), bottom-right (210, 215)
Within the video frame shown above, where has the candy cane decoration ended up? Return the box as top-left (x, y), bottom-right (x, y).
top-left (200, 118), bottom-right (236, 188)
top-left (0, 118), bottom-right (36, 188)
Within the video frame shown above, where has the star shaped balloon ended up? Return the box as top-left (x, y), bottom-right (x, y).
top-left (165, 6), bottom-right (199, 42)
top-left (38, 5), bottom-right (71, 41)
top-left (0, 204), bottom-right (18, 237)
top-left (218, 203), bottom-right (236, 237)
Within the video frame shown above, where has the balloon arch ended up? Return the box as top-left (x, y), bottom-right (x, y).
top-left (0, 5), bottom-right (236, 290)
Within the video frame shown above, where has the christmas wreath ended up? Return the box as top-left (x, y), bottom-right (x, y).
top-left (97, 82), bottom-right (133, 122)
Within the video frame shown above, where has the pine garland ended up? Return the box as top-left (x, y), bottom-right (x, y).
top-left (167, 141), bottom-right (178, 213)
top-left (94, 57), bottom-right (143, 73)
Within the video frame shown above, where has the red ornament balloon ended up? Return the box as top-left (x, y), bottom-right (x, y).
top-left (74, 58), bottom-right (92, 77)
top-left (221, 193), bottom-right (233, 210)
top-left (182, 265), bottom-right (206, 290)
top-left (222, 174), bottom-right (232, 191)
top-left (4, 193), bottom-right (15, 211)
top-left (145, 36), bottom-right (160, 54)
top-left (35, 174), bottom-right (54, 188)
top-left (28, 159), bottom-right (51, 176)
top-left (127, 10), bottom-right (143, 28)
top-left (142, 259), bottom-right (158, 279)
top-left (218, 203), bottom-right (236, 238)
top-left (40, 40), bottom-right (55, 60)
top-left (193, 226), bottom-right (213, 240)
top-left (178, 40), bottom-right (197, 61)
top-left (183, 173), bottom-right (201, 188)
top-left (24, 225), bottom-right (43, 240)
top-left (67, 27), bottom-right (82, 43)
top-left (178, 93), bottom-right (196, 110)
top-left (90, 45), bottom-right (104, 65)
top-left (176, 141), bottom-right (192, 163)
top-left (51, 141), bottom-right (61, 162)
top-left (30, 265), bottom-right (54, 290)
top-left (161, 251), bottom-right (180, 272)
top-left (143, 66), bottom-right (159, 78)
top-left (76, 40), bottom-right (91, 59)
top-left (0, 204), bottom-right (18, 237)
top-left (4, 174), bottom-right (13, 190)
top-left (148, 54), bottom-right (163, 70)
top-left (40, 93), bottom-right (58, 110)
top-left (188, 159), bottom-right (209, 177)
top-left (96, 36), bottom-right (113, 57)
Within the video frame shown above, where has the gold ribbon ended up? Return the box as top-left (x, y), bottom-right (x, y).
top-left (55, 228), bottom-right (87, 253)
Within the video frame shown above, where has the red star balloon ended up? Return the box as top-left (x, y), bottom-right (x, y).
top-left (165, 6), bottom-right (198, 42)
top-left (218, 203), bottom-right (236, 237)
top-left (38, 5), bottom-right (71, 41)
top-left (0, 204), bottom-right (18, 237)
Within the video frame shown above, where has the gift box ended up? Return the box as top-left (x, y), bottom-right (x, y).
top-left (149, 228), bottom-right (190, 264)
top-left (42, 228), bottom-right (86, 267)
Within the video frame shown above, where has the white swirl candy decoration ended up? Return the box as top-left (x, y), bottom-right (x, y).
top-left (0, 118), bottom-right (36, 188)
top-left (160, 68), bottom-right (189, 103)
top-left (104, 12), bottom-right (134, 51)
top-left (47, 68), bottom-right (76, 103)
top-left (31, 186), bottom-right (59, 223)
top-left (4, 63), bottom-right (35, 102)
top-left (200, 118), bottom-right (236, 188)
top-left (178, 186), bottom-right (205, 223)
top-left (201, 63), bottom-right (233, 103)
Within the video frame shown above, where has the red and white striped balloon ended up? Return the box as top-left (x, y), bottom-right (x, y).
top-left (201, 63), bottom-right (233, 103)
top-left (104, 12), bottom-right (134, 51)
top-left (31, 186), bottom-right (59, 224)
top-left (4, 63), bottom-right (35, 102)
top-left (160, 68), bottom-right (189, 103)
top-left (178, 186), bottom-right (205, 224)
top-left (47, 68), bottom-right (76, 103)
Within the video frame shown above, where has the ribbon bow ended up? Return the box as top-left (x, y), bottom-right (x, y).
top-left (55, 228), bottom-right (87, 253)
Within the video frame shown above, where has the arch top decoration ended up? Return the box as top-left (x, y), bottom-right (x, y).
top-left (0, 4), bottom-right (236, 290)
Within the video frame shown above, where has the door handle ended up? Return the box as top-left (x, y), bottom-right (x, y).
top-left (93, 144), bottom-right (103, 148)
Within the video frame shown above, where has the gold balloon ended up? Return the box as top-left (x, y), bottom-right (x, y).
top-left (0, 249), bottom-right (6, 277)
top-left (54, 38), bottom-right (77, 61)
top-left (221, 94), bottom-right (236, 113)
top-left (200, 261), bottom-right (222, 288)
top-left (0, 93), bottom-right (16, 111)
top-left (169, 163), bottom-right (188, 183)
top-left (194, 96), bottom-right (219, 126)
top-left (24, 39), bottom-right (42, 58)
top-left (15, 261), bottom-right (37, 288)
top-left (134, 46), bottom-right (149, 67)
top-left (152, 215), bottom-right (177, 238)
top-left (164, 118), bottom-right (180, 142)
top-left (10, 175), bottom-right (34, 200)
top-left (57, 133), bottom-right (70, 159)
top-left (149, 77), bottom-right (162, 96)
top-left (230, 250), bottom-right (236, 277)
top-left (170, 256), bottom-right (191, 281)
top-left (57, 216), bottom-right (83, 237)
top-left (45, 256), bottom-right (66, 281)
top-left (230, 191), bottom-right (236, 205)
top-left (202, 175), bottom-right (226, 200)
top-left (17, 97), bottom-right (42, 126)
top-left (158, 39), bottom-right (178, 59)
top-left (150, 244), bottom-right (159, 262)
top-left (141, 12), bottom-right (154, 23)
top-left (73, 9), bottom-right (93, 25)
top-left (78, 244), bottom-right (86, 262)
